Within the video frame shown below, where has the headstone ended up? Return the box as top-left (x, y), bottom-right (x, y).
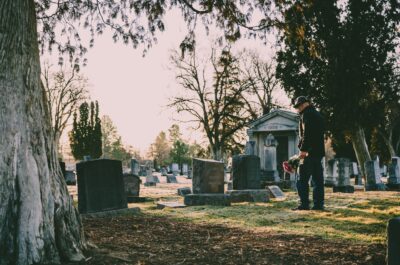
top-left (232, 155), bottom-right (261, 190)
top-left (387, 217), bottom-right (400, 265)
top-left (123, 173), bottom-right (141, 198)
top-left (139, 165), bottom-right (147, 176)
top-left (182, 164), bottom-right (189, 175)
top-left (130, 159), bottom-right (140, 176)
top-left (59, 161), bottom-right (66, 179)
top-left (244, 141), bottom-right (256, 155)
top-left (226, 190), bottom-right (270, 203)
top-left (157, 201), bottom-right (186, 209)
top-left (144, 182), bottom-right (156, 187)
top-left (160, 167), bottom-right (168, 176)
top-left (266, 185), bottom-right (286, 200)
top-left (333, 158), bottom-right (354, 193)
top-left (325, 159), bottom-right (338, 187)
top-left (76, 159), bottom-right (127, 214)
top-left (350, 162), bottom-right (363, 185)
top-left (177, 187), bottom-right (191, 196)
top-left (172, 163), bottom-right (180, 176)
top-left (364, 160), bottom-right (386, 191)
top-left (166, 174), bottom-right (178, 183)
top-left (184, 194), bottom-right (231, 206)
top-left (65, 170), bottom-right (76, 185)
top-left (187, 169), bottom-right (192, 179)
top-left (263, 134), bottom-right (280, 182)
top-left (387, 157), bottom-right (400, 190)
top-left (192, 158), bottom-right (225, 194)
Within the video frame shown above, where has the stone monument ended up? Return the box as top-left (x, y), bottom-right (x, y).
top-left (232, 154), bottom-right (261, 190)
top-left (387, 157), bottom-right (400, 190)
top-left (263, 134), bottom-right (280, 182)
top-left (131, 158), bottom-right (140, 176)
top-left (333, 158), bottom-right (354, 193)
top-left (364, 160), bottom-right (386, 191)
top-left (76, 159), bottom-right (127, 214)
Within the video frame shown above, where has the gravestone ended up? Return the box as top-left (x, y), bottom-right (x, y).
top-left (65, 170), bottom-right (76, 185)
top-left (131, 159), bottom-right (140, 176)
top-left (325, 159), bottom-right (338, 187)
top-left (387, 157), bottom-right (400, 190)
top-left (232, 155), bottom-right (261, 190)
top-left (350, 162), bottom-right (363, 185)
top-left (192, 158), bottom-right (225, 194)
top-left (177, 187), bottom-right (192, 196)
top-left (123, 173), bottom-right (140, 196)
top-left (364, 160), bottom-right (386, 191)
top-left (266, 185), bottom-right (286, 200)
top-left (333, 158), bottom-right (354, 193)
top-left (139, 165), bottom-right (147, 176)
top-left (76, 159), bottom-right (127, 214)
top-left (263, 134), bottom-right (280, 182)
top-left (184, 194), bottom-right (231, 206)
top-left (182, 164), bottom-right (189, 175)
top-left (59, 161), bottom-right (66, 179)
top-left (226, 190), bottom-right (269, 203)
top-left (387, 217), bottom-right (400, 265)
top-left (144, 182), bottom-right (156, 187)
top-left (166, 174), bottom-right (178, 183)
top-left (244, 141), bottom-right (256, 156)
top-left (172, 163), bottom-right (180, 176)
top-left (160, 167), bottom-right (168, 176)
top-left (187, 169), bottom-right (192, 179)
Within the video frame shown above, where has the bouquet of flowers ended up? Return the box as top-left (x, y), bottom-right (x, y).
top-left (283, 155), bottom-right (302, 174)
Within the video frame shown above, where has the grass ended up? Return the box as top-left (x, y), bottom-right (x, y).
top-left (134, 189), bottom-right (400, 244)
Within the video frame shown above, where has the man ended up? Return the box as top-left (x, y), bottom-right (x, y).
top-left (293, 96), bottom-right (325, 211)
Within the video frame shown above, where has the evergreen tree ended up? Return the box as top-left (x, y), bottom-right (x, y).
top-left (69, 101), bottom-right (102, 160)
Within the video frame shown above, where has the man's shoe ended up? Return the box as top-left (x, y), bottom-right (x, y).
top-left (292, 205), bottom-right (310, 211)
top-left (311, 206), bottom-right (325, 211)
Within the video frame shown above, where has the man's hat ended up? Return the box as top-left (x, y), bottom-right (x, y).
top-left (293, 96), bottom-right (309, 108)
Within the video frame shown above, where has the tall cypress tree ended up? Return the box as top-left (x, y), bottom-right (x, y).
top-left (69, 101), bottom-right (102, 160)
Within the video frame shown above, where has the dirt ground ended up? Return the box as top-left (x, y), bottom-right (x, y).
top-left (65, 175), bottom-right (389, 265)
top-left (65, 215), bottom-right (384, 265)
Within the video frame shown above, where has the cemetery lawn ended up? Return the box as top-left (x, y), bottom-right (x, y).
top-left (66, 181), bottom-right (399, 264)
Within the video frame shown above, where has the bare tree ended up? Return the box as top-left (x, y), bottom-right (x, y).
top-left (239, 50), bottom-right (288, 120)
top-left (169, 48), bottom-right (250, 160)
top-left (42, 63), bottom-right (89, 153)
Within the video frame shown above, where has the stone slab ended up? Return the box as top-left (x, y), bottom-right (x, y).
top-left (184, 194), bottom-right (231, 206)
top-left (144, 182), bottom-right (156, 187)
top-left (387, 217), bottom-right (400, 265)
top-left (386, 183), bottom-right (400, 191)
top-left (266, 185), bottom-right (286, 200)
top-left (157, 202), bottom-right (186, 209)
top-left (166, 175), bottom-right (178, 183)
top-left (80, 207), bottom-right (140, 218)
top-left (177, 187), bottom-right (192, 196)
top-left (333, 185), bottom-right (355, 193)
top-left (77, 159), bottom-right (127, 214)
top-left (192, 158), bottom-right (224, 194)
top-left (226, 190), bottom-right (270, 203)
top-left (232, 154), bottom-right (261, 190)
top-left (123, 174), bottom-right (141, 197)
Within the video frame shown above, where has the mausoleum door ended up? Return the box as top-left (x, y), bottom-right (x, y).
top-left (276, 136), bottom-right (289, 179)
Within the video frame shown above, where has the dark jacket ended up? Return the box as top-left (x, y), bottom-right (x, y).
top-left (298, 105), bottom-right (325, 158)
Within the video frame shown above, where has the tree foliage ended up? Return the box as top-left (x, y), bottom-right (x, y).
top-left (101, 115), bottom-right (135, 166)
top-left (276, 0), bottom-right (400, 172)
top-left (69, 101), bottom-right (102, 160)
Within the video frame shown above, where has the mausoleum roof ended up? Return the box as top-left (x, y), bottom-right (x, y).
top-left (247, 109), bottom-right (299, 129)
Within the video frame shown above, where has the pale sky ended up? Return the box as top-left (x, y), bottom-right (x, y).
top-left (50, 9), bottom-right (290, 156)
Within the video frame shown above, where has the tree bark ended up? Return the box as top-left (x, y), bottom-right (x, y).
top-left (0, 1), bottom-right (86, 264)
top-left (350, 126), bottom-right (372, 177)
top-left (378, 129), bottom-right (396, 158)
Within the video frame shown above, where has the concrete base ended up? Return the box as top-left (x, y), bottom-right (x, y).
top-left (386, 183), bottom-right (400, 191)
top-left (80, 207), bottom-right (140, 218)
top-left (365, 183), bottom-right (386, 191)
top-left (184, 194), bottom-right (231, 206)
top-left (226, 190), bottom-right (270, 203)
top-left (333, 185), bottom-right (355, 193)
top-left (157, 202), bottom-right (186, 209)
top-left (127, 196), bottom-right (146, 203)
top-left (177, 187), bottom-right (191, 196)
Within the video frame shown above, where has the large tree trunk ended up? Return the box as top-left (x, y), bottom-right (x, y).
top-left (350, 126), bottom-right (372, 177)
top-left (0, 1), bottom-right (86, 264)
top-left (378, 129), bottom-right (396, 158)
